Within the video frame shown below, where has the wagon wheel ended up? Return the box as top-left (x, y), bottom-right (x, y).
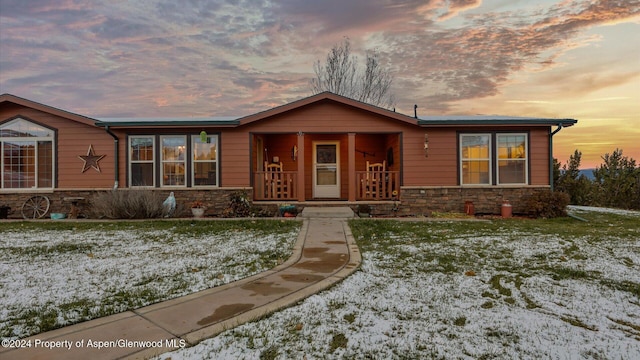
top-left (21, 195), bottom-right (51, 219)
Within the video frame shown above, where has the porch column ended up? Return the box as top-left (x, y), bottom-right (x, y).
top-left (348, 132), bottom-right (356, 202)
top-left (297, 132), bottom-right (305, 202)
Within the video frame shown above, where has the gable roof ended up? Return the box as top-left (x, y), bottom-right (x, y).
top-left (237, 92), bottom-right (420, 127)
top-left (2, 92), bottom-right (578, 129)
top-left (0, 93), bottom-right (98, 127)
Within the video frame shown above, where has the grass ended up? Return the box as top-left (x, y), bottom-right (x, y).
top-left (158, 208), bottom-right (639, 359)
top-left (0, 219), bottom-right (300, 338)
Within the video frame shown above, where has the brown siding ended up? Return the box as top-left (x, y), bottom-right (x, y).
top-left (0, 104), bottom-right (115, 189)
top-left (219, 129), bottom-right (250, 187)
top-left (530, 128), bottom-right (550, 185)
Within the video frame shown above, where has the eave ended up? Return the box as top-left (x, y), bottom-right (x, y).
top-left (417, 116), bottom-right (577, 127)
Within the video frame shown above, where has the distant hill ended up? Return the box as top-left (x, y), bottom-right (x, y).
top-left (579, 169), bottom-right (595, 180)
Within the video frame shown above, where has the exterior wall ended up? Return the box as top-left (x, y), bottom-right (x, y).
top-left (402, 126), bottom-right (551, 187)
top-left (0, 103), bottom-right (115, 189)
top-left (1, 97), bottom-right (557, 218)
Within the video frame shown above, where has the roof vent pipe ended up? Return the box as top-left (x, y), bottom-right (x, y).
top-left (414, 104), bottom-right (418, 119)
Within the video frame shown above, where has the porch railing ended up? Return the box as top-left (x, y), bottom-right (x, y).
top-left (356, 171), bottom-right (400, 200)
top-left (254, 171), bottom-right (297, 200)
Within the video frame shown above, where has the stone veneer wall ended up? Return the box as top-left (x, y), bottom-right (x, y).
top-left (394, 186), bottom-right (551, 216)
top-left (2, 186), bottom-right (550, 219)
top-left (0, 188), bottom-right (253, 219)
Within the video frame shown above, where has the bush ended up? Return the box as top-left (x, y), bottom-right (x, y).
top-left (523, 191), bottom-right (570, 219)
top-left (90, 190), bottom-right (166, 219)
top-left (222, 191), bottom-right (270, 217)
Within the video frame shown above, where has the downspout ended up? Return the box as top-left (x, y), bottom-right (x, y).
top-left (549, 124), bottom-right (564, 191)
top-left (104, 125), bottom-right (119, 189)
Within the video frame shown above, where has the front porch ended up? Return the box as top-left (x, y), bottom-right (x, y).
top-left (251, 132), bottom-right (401, 202)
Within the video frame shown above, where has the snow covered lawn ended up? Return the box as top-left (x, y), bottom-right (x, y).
top-left (0, 220), bottom-right (300, 339)
top-left (163, 207), bottom-right (640, 359)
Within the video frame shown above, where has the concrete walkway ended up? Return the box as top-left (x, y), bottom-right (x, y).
top-left (1, 208), bottom-right (360, 360)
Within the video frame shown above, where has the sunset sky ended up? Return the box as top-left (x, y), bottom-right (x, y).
top-left (1, 0), bottom-right (638, 168)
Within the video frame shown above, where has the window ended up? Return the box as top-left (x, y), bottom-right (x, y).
top-left (459, 133), bottom-right (528, 186)
top-left (497, 134), bottom-right (527, 184)
top-left (128, 134), bottom-right (219, 187)
top-left (161, 136), bottom-right (186, 186)
top-left (0, 118), bottom-right (54, 189)
top-left (129, 136), bottom-right (155, 186)
top-left (192, 135), bottom-right (217, 186)
top-left (460, 134), bottom-right (491, 185)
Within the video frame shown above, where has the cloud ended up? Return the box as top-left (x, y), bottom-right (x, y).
top-left (438, 0), bottom-right (482, 21)
top-left (0, 0), bottom-right (638, 118)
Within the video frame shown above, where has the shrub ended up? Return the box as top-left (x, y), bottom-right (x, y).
top-left (90, 190), bottom-right (166, 219)
top-left (221, 191), bottom-right (270, 217)
top-left (523, 191), bottom-right (570, 219)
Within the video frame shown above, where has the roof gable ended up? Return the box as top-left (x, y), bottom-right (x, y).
top-left (238, 92), bottom-right (420, 127)
top-left (0, 93), bottom-right (98, 127)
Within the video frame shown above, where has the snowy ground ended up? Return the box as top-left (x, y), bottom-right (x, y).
top-left (0, 221), bottom-right (299, 339)
top-left (568, 205), bottom-right (640, 217)
top-left (162, 208), bottom-right (640, 359)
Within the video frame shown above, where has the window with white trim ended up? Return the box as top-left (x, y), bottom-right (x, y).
top-left (129, 136), bottom-right (155, 186)
top-left (459, 132), bottom-right (529, 186)
top-left (161, 136), bottom-right (186, 186)
top-left (497, 134), bottom-right (527, 185)
top-left (460, 134), bottom-right (491, 185)
top-left (0, 118), bottom-right (54, 189)
top-left (192, 135), bottom-right (217, 186)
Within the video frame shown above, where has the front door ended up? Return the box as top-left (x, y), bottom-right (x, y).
top-left (313, 141), bottom-right (340, 198)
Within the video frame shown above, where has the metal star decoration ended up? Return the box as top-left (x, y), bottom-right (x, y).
top-left (78, 144), bottom-right (106, 173)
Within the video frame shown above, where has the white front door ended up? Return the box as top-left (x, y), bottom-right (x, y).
top-left (313, 141), bottom-right (340, 198)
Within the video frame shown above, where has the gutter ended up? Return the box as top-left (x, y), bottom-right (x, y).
top-left (549, 124), bottom-right (564, 191)
top-left (104, 125), bottom-right (119, 189)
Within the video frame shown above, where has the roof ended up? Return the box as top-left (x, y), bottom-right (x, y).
top-left (238, 92), bottom-right (420, 126)
top-left (0, 93), bottom-right (98, 127)
top-left (417, 115), bottom-right (577, 127)
top-left (95, 117), bottom-right (240, 127)
top-left (2, 92), bottom-right (578, 129)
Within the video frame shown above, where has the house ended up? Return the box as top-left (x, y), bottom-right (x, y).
top-left (0, 92), bottom-right (577, 218)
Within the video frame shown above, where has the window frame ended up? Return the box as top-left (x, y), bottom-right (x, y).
top-left (191, 134), bottom-right (218, 187)
top-left (458, 132), bottom-right (530, 186)
top-left (127, 133), bottom-right (220, 188)
top-left (160, 135), bottom-right (187, 187)
top-left (459, 133), bottom-right (492, 186)
top-left (128, 135), bottom-right (156, 187)
top-left (496, 133), bottom-right (528, 185)
top-left (0, 117), bottom-right (56, 190)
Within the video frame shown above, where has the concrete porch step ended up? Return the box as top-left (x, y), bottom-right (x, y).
top-left (298, 207), bottom-right (355, 218)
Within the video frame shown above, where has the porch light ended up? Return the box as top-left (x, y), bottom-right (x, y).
top-left (291, 145), bottom-right (298, 161)
top-left (200, 130), bottom-right (207, 142)
top-left (424, 133), bottom-right (429, 157)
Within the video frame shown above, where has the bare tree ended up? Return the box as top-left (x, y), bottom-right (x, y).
top-left (310, 38), bottom-right (395, 109)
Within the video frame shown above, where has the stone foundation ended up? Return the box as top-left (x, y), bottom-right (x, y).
top-left (1, 186), bottom-right (550, 219)
top-left (0, 188), bottom-right (254, 219)
top-left (395, 186), bottom-right (551, 216)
